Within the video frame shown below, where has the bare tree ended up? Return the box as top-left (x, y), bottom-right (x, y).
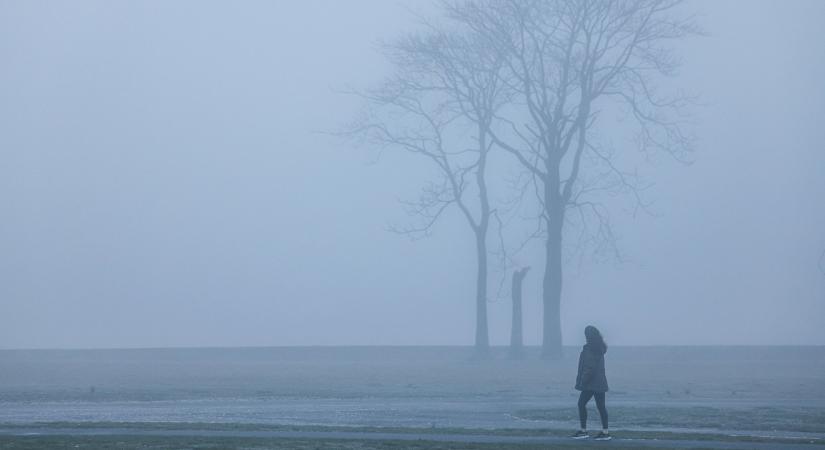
top-left (509, 266), bottom-right (530, 358)
top-left (445, 0), bottom-right (700, 358)
top-left (343, 28), bottom-right (507, 355)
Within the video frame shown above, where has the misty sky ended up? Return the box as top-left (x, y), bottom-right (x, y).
top-left (1, 0), bottom-right (824, 349)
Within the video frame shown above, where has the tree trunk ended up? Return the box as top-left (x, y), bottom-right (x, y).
top-left (541, 167), bottom-right (564, 359)
top-left (509, 267), bottom-right (529, 358)
top-left (474, 231), bottom-right (490, 355)
top-left (541, 219), bottom-right (563, 359)
top-left (473, 126), bottom-right (491, 356)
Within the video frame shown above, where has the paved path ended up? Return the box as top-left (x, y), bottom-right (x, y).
top-left (1, 427), bottom-right (821, 449)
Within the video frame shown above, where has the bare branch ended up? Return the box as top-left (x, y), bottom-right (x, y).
top-left (446, 0), bottom-right (699, 263)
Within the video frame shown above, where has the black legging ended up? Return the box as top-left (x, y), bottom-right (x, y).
top-left (578, 390), bottom-right (608, 429)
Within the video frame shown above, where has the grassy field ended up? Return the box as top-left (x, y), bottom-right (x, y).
top-left (1, 347), bottom-right (823, 448)
top-left (0, 435), bottom-right (709, 450)
top-left (1, 422), bottom-right (823, 449)
top-left (514, 405), bottom-right (825, 434)
top-left (1, 421), bottom-right (820, 443)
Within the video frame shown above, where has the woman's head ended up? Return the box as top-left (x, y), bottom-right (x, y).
top-left (584, 325), bottom-right (607, 352)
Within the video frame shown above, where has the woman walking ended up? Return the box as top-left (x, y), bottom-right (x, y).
top-left (571, 325), bottom-right (611, 441)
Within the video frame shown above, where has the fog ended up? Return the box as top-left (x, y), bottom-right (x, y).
top-left (1, 0), bottom-right (823, 350)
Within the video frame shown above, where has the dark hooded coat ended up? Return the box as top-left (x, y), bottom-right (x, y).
top-left (575, 343), bottom-right (609, 393)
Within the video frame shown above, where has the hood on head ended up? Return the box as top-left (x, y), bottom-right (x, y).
top-left (584, 342), bottom-right (607, 355)
top-left (584, 325), bottom-right (607, 354)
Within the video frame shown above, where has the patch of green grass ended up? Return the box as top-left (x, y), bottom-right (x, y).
top-left (514, 405), bottom-right (825, 434)
top-left (2, 422), bottom-right (823, 446)
top-left (0, 435), bottom-right (721, 450)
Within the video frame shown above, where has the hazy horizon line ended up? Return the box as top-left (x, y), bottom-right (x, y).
top-left (1, 343), bottom-right (823, 352)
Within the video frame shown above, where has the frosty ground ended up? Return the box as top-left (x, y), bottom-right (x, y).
top-left (0, 346), bottom-right (822, 448)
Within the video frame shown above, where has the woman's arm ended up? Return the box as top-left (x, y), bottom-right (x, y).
top-left (579, 350), bottom-right (597, 387)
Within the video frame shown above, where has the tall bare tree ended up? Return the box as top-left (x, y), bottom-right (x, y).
top-left (445, 0), bottom-right (700, 358)
top-left (343, 28), bottom-right (507, 355)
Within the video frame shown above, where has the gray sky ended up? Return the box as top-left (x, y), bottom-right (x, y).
top-left (1, 0), bottom-right (824, 349)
